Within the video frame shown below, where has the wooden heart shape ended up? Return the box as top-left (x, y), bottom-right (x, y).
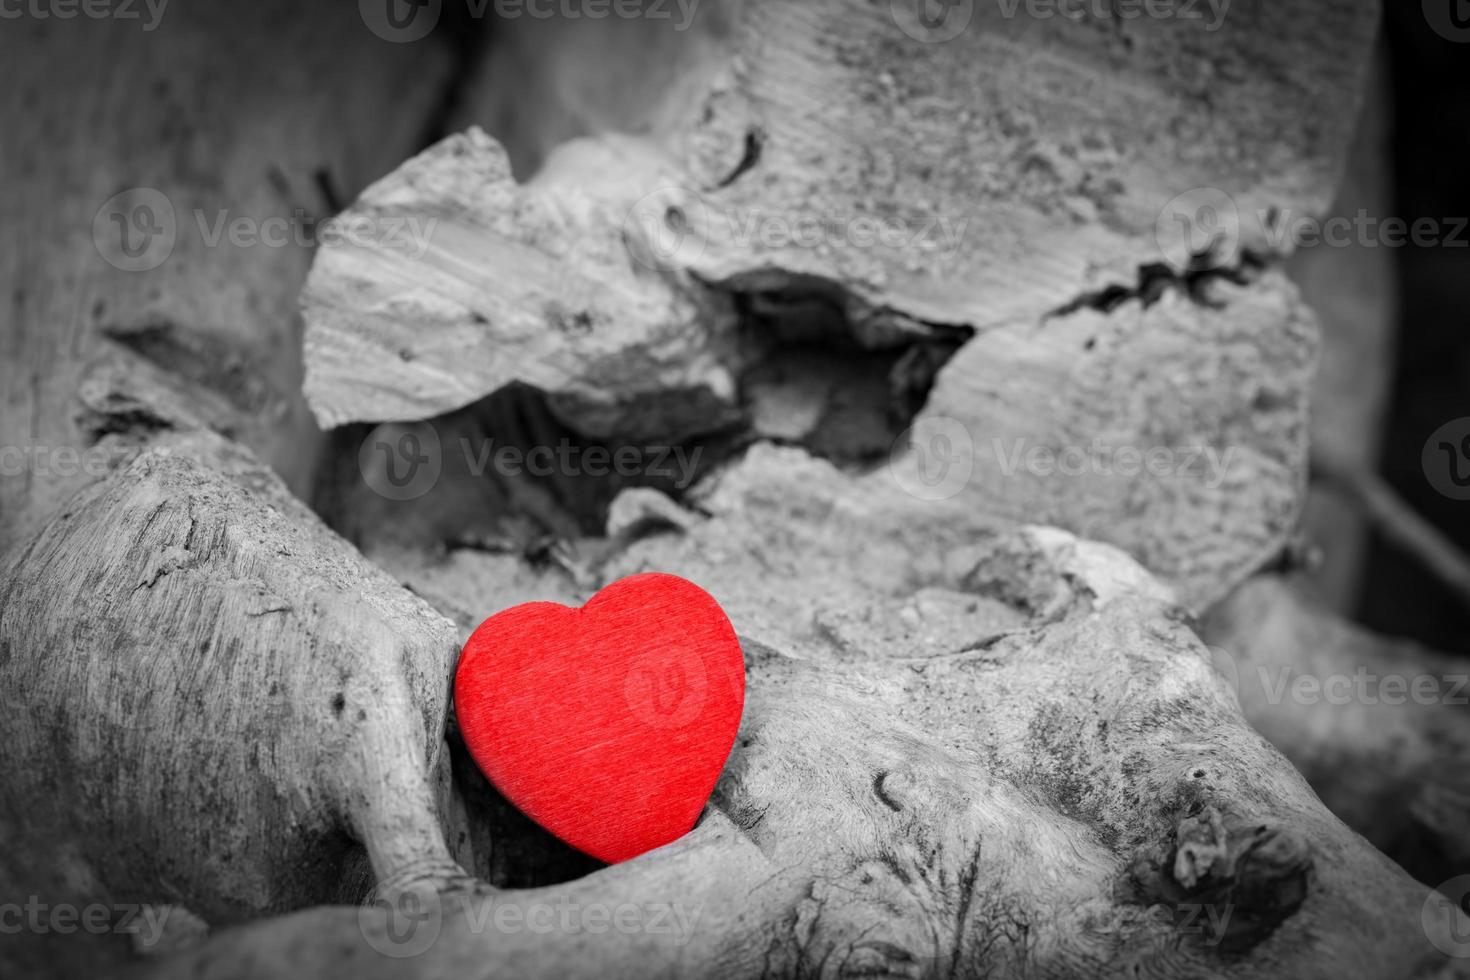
top-left (453, 572), bottom-right (746, 863)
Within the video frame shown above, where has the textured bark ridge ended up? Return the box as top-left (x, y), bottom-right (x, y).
top-left (300, 129), bottom-right (742, 441)
top-left (0, 435), bottom-right (466, 927)
top-left (4, 430), bottom-right (1464, 977)
top-left (54, 506), bottom-right (1445, 980)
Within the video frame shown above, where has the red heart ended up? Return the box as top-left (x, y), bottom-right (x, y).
top-left (453, 572), bottom-right (746, 863)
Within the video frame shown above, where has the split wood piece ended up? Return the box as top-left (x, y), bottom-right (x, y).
top-left (307, 123), bottom-right (1318, 611)
top-left (301, 0), bottom-right (1376, 609)
top-left (299, 128), bottom-right (741, 441)
top-left (588, 264), bottom-right (1316, 625)
top-left (917, 269), bottom-right (1315, 610)
top-left (0, 2), bottom-right (453, 557)
top-left (455, 0), bottom-right (1376, 324)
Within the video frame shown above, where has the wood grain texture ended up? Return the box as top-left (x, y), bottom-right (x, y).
top-left (0, 1), bottom-right (452, 557)
top-left (301, 133), bottom-right (1318, 611)
top-left (665, 0), bottom-right (1377, 323)
top-left (128, 527), bottom-right (1467, 979)
top-left (0, 433), bottom-right (464, 929)
top-left (299, 128), bottom-right (741, 439)
top-left (1, 419), bottom-right (1457, 977)
top-left (455, 0), bottom-right (1378, 323)
top-left (3, 3), bottom-right (1444, 979)
top-left (919, 270), bottom-right (1316, 609)
top-left (300, 0), bottom-right (1374, 608)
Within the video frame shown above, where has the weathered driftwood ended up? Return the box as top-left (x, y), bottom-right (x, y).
top-left (0, 436), bottom-right (465, 944)
top-left (81, 507), bottom-right (1456, 979)
top-left (301, 124), bottom-right (1319, 613)
top-left (396, 430), bottom-right (1470, 884)
top-left (923, 270), bottom-right (1314, 609)
top-left (300, 0), bottom-right (1377, 610)
top-left (300, 129), bottom-right (743, 442)
top-left (1201, 575), bottom-right (1470, 883)
top-left (0, 1), bottom-right (452, 557)
top-left (0, 425), bottom-right (1460, 977)
top-left (456, 0), bottom-right (1376, 312)
top-left (4, 2), bottom-right (1448, 978)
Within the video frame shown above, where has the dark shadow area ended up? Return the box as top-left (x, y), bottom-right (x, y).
top-left (446, 730), bottom-right (607, 887)
top-left (309, 291), bottom-right (971, 558)
top-left (1359, 8), bottom-right (1470, 651)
